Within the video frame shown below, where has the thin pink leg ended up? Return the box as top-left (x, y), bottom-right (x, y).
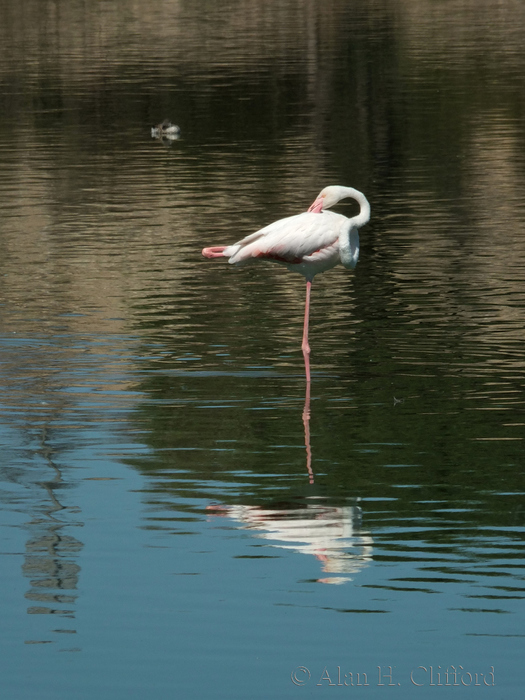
top-left (301, 280), bottom-right (312, 383)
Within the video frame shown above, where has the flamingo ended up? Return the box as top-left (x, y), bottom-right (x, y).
top-left (202, 185), bottom-right (371, 383)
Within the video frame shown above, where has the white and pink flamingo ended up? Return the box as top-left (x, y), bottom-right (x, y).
top-left (202, 185), bottom-right (371, 383)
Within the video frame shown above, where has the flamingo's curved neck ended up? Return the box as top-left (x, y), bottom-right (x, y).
top-left (345, 188), bottom-right (370, 229)
top-left (338, 188), bottom-right (368, 270)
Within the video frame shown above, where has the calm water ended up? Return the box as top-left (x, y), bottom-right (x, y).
top-left (1, 1), bottom-right (524, 698)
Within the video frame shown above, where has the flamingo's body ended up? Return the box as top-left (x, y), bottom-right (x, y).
top-left (202, 186), bottom-right (370, 382)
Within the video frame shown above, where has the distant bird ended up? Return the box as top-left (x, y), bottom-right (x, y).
top-left (202, 185), bottom-right (371, 383)
top-left (151, 120), bottom-right (180, 138)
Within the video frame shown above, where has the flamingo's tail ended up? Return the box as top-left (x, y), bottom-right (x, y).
top-left (202, 246), bottom-right (227, 259)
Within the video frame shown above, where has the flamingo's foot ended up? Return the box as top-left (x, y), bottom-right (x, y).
top-left (202, 246), bottom-right (227, 259)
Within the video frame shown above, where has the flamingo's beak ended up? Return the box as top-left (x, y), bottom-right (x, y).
top-left (307, 195), bottom-right (325, 213)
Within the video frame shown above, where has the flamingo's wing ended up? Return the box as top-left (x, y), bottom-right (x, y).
top-left (226, 212), bottom-right (347, 265)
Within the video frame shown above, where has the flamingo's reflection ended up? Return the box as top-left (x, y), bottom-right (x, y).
top-left (303, 380), bottom-right (314, 483)
top-left (208, 381), bottom-right (372, 584)
top-left (208, 500), bottom-right (373, 584)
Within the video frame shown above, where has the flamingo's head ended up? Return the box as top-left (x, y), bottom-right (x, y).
top-left (307, 186), bottom-right (351, 213)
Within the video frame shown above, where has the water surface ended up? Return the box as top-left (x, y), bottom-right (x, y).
top-left (1, 1), bottom-right (524, 698)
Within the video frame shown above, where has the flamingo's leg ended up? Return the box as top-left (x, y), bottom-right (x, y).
top-left (302, 280), bottom-right (312, 383)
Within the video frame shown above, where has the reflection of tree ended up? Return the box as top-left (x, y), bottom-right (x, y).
top-left (24, 532), bottom-right (81, 616)
top-left (23, 430), bottom-right (82, 619)
top-left (0, 334), bottom-right (133, 641)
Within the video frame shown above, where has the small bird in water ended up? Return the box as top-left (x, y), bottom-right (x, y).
top-left (202, 185), bottom-right (371, 383)
top-left (151, 119), bottom-right (180, 139)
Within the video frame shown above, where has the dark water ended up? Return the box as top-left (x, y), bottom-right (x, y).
top-left (1, 1), bottom-right (525, 698)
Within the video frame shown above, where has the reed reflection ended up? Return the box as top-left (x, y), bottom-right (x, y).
top-left (22, 427), bottom-right (82, 631)
top-left (0, 332), bottom-right (137, 642)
